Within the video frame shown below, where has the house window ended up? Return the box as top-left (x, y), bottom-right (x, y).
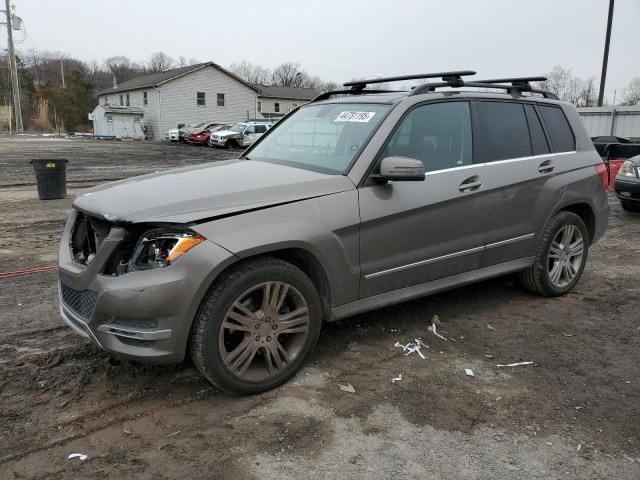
top-left (119, 95), bottom-right (123, 106)
top-left (274, 102), bottom-right (280, 113)
top-left (290, 103), bottom-right (298, 112)
top-left (143, 91), bottom-right (148, 106)
top-left (257, 101), bottom-right (262, 112)
top-left (217, 93), bottom-right (225, 107)
top-left (197, 92), bottom-right (206, 106)
top-left (125, 94), bottom-right (130, 107)
top-left (103, 97), bottom-right (108, 105)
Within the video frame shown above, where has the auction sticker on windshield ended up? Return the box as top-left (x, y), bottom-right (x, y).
top-left (335, 111), bottom-right (376, 122)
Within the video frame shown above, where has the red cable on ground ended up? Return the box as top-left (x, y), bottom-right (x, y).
top-left (0, 265), bottom-right (59, 279)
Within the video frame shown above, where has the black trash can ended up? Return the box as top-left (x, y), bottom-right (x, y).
top-left (31, 159), bottom-right (68, 200)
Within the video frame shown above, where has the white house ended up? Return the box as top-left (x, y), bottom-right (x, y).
top-left (96, 62), bottom-right (319, 140)
top-left (89, 105), bottom-right (145, 140)
top-left (97, 62), bottom-right (259, 140)
top-left (255, 85), bottom-right (317, 120)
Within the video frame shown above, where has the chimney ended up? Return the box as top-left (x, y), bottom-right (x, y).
top-left (112, 75), bottom-right (118, 89)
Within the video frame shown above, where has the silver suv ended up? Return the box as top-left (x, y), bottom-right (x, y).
top-left (58, 71), bottom-right (609, 394)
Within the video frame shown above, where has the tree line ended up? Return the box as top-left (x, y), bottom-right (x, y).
top-left (1, 51), bottom-right (639, 133)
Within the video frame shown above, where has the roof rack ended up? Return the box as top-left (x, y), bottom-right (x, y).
top-left (410, 75), bottom-right (558, 99)
top-left (343, 70), bottom-right (476, 90)
top-left (311, 70), bottom-right (477, 103)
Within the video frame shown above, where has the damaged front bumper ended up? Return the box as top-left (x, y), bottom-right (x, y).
top-left (58, 209), bottom-right (236, 364)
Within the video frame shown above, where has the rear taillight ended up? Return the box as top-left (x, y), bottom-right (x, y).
top-left (594, 163), bottom-right (608, 192)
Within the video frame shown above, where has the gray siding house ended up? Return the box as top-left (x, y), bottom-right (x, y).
top-left (97, 63), bottom-right (259, 140)
top-left (255, 85), bottom-right (317, 119)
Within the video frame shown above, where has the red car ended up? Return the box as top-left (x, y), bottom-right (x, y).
top-left (186, 124), bottom-right (230, 145)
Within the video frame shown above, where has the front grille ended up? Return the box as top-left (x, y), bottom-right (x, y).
top-left (61, 283), bottom-right (98, 320)
top-left (71, 212), bottom-right (112, 265)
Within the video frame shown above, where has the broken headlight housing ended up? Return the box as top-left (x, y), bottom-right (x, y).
top-left (129, 229), bottom-right (206, 270)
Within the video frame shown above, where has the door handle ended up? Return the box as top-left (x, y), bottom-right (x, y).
top-left (459, 176), bottom-right (482, 192)
top-left (538, 160), bottom-right (555, 174)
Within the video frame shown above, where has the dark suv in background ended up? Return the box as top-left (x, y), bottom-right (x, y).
top-left (58, 71), bottom-right (609, 394)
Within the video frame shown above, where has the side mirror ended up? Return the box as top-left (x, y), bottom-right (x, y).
top-left (376, 156), bottom-right (425, 182)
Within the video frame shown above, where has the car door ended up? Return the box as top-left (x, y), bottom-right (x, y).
top-left (478, 100), bottom-right (569, 267)
top-left (358, 100), bottom-right (490, 298)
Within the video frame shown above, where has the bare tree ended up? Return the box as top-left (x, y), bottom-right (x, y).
top-left (147, 52), bottom-right (175, 72)
top-left (577, 78), bottom-right (597, 107)
top-left (271, 62), bottom-right (305, 87)
top-left (621, 78), bottom-right (640, 106)
top-left (103, 55), bottom-right (141, 83)
top-left (229, 60), bottom-right (271, 85)
top-left (177, 56), bottom-right (187, 68)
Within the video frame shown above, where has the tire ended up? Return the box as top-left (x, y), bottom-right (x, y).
top-left (190, 258), bottom-right (322, 394)
top-left (620, 200), bottom-right (640, 212)
top-left (518, 211), bottom-right (589, 297)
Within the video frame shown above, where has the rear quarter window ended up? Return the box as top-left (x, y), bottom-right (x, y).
top-left (538, 105), bottom-right (576, 153)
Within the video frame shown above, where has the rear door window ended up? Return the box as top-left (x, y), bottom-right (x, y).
top-left (477, 101), bottom-right (532, 162)
top-left (524, 104), bottom-right (550, 155)
top-left (537, 105), bottom-right (576, 153)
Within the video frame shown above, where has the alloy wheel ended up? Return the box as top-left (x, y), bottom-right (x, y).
top-left (218, 281), bottom-right (310, 382)
top-left (547, 224), bottom-right (584, 289)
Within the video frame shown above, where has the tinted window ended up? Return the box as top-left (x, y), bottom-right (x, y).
top-left (384, 102), bottom-right (472, 172)
top-left (255, 125), bottom-right (267, 133)
top-left (538, 105), bottom-right (575, 152)
top-left (478, 101), bottom-right (531, 162)
top-left (524, 104), bottom-right (550, 155)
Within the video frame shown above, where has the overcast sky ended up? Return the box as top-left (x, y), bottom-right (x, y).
top-left (5, 0), bottom-right (639, 101)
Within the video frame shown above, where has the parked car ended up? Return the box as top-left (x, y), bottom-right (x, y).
top-left (187, 124), bottom-right (231, 145)
top-left (614, 155), bottom-right (640, 211)
top-left (209, 121), bottom-right (272, 149)
top-left (163, 127), bottom-right (182, 142)
top-left (179, 122), bottom-right (216, 143)
top-left (58, 71), bottom-right (609, 395)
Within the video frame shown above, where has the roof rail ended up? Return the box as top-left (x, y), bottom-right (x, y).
top-left (310, 89), bottom-right (405, 103)
top-left (410, 75), bottom-right (559, 99)
top-left (343, 70), bottom-right (476, 90)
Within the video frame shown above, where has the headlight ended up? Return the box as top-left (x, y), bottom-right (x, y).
top-left (130, 230), bottom-right (206, 270)
top-left (618, 161), bottom-right (638, 178)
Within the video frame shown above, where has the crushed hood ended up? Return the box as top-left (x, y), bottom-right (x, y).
top-left (73, 160), bottom-right (355, 224)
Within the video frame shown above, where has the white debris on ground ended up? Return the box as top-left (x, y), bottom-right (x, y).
top-left (392, 374), bottom-right (403, 384)
top-left (67, 453), bottom-right (88, 461)
top-left (394, 340), bottom-right (426, 359)
top-left (496, 361), bottom-right (534, 367)
top-left (465, 368), bottom-right (475, 377)
top-left (338, 383), bottom-right (356, 393)
top-left (428, 314), bottom-right (449, 341)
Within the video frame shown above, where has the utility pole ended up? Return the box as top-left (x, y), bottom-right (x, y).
top-left (4, 0), bottom-right (22, 132)
top-left (60, 59), bottom-right (65, 89)
top-left (598, 0), bottom-right (615, 107)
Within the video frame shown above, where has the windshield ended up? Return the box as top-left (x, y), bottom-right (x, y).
top-left (230, 123), bottom-right (247, 133)
top-left (247, 103), bottom-right (391, 174)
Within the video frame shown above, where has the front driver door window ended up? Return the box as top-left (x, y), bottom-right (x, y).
top-left (358, 101), bottom-right (489, 298)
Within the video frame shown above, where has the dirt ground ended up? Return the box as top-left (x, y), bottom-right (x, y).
top-left (0, 136), bottom-right (639, 479)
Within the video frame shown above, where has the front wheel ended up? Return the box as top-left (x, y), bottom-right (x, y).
top-left (518, 211), bottom-right (589, 297)
top-left (190, 258), bottom-right (322, 394)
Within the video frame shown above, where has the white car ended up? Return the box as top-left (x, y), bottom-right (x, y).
top-left (209, 121), bottom-right (273, 148)
top-left (163, 128), bottom-right (180, 142)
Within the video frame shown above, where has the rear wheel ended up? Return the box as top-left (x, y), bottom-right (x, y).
top-left (518, 211), bottom-right (589, 297)
top-left (190, 258), bottom-right (322, 394)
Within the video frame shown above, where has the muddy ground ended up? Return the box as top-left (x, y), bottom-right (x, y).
top-left (0, 136), bottom-right (638, 479)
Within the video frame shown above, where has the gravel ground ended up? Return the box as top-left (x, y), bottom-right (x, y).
top-left (0, 137), bottom-right (639, 479)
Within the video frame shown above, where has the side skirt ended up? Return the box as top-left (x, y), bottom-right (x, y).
top-left (329, 257), bottom-right (535, 321)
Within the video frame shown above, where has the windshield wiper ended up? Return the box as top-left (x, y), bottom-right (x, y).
top-left (238, 155), bottom-right (251, 160)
